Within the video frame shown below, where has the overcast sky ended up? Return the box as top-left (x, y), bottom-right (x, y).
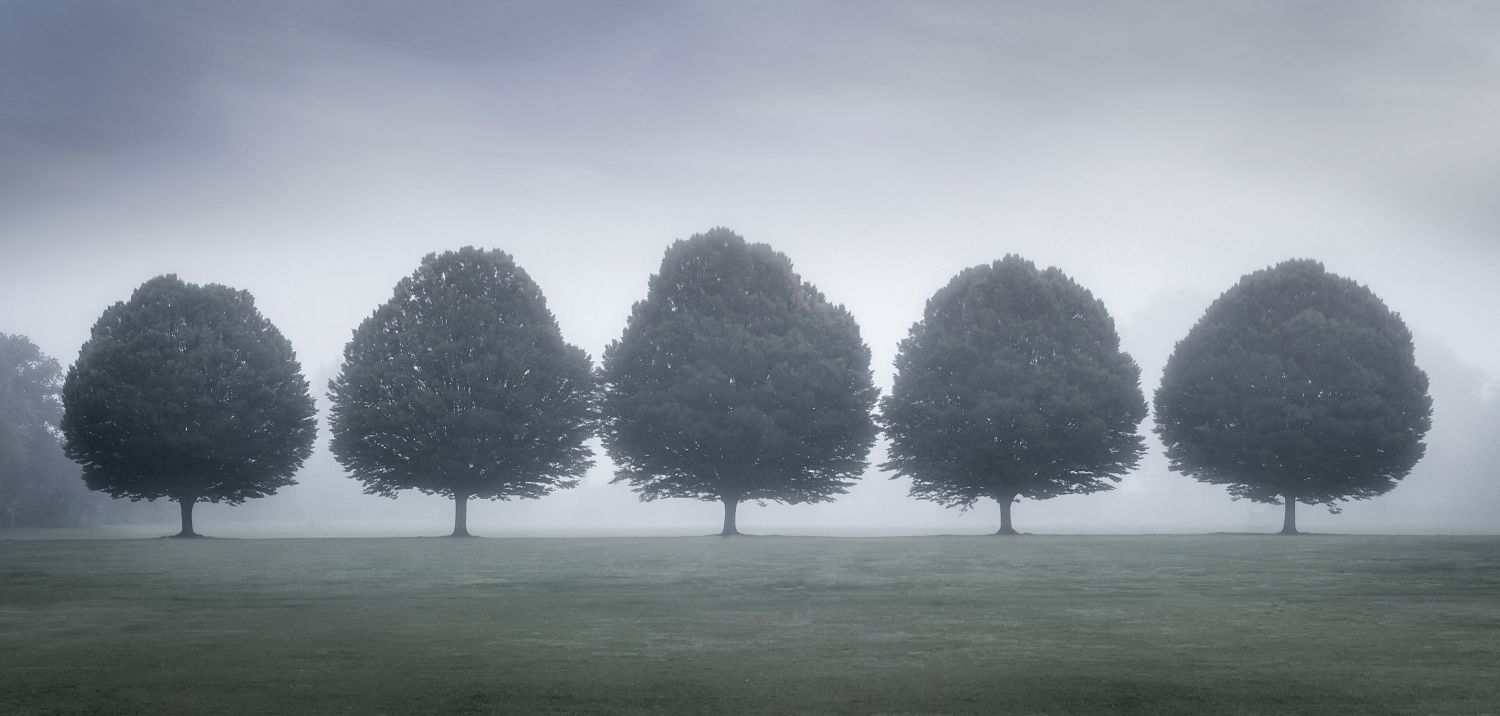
top-left (3, 1), bottom-right (1497, 535)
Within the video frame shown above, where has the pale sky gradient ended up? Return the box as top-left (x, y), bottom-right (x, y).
top-left (2, 1), bottom-right (1497, 534)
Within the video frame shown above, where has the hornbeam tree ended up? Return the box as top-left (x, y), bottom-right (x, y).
top-left (62, 276), bottom-right (317, 537)
top-left (1154, 259), bottom-right (1433, 534)
top-left (881, 256), bottom-right (1147, 534)
top-left (600, 228), bottom-right (879, 535)
top-left (328, 247), bottom-right (596, 537)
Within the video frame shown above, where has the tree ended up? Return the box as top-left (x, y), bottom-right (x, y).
top-left (1154, 259), bottom-right (1433, 534)
top-left (62, 276), bottom-right (317, 537)
top-left (880, 256), bottom-right (1147, 534)
top-left (327, 247), bottom-right (596, 537)
top-left (0, 334), bottom-right (95, 528)
top-left (600, 228), bottom-right (879, 535)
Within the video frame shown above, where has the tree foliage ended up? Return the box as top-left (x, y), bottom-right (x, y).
top-left (1154, 259), bottom-right (1432, 532)
top-left (328, 247), bottom-right (596, 536)
top-left (881, 256), bottom-right (1147, 533)
top-left (61, 276), bottom-right (317, 536)
top-left (600, 228), bottom-right (878, 534)
top-left (0, 334), bottom-right (95, 527)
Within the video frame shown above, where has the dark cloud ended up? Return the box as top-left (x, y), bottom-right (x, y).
top-left (0, 2), bottom-right (200, 155)
top-left (5, 2), bottom-right (1496, 181)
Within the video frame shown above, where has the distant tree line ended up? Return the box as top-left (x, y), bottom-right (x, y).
top-left (5, 228), bottom-right (1431, 537)
top-left (0, 334), bottom-right (95, 527)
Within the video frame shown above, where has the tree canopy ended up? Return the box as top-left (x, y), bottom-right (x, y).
top-left (61, 275), bottom-right (317, 536)
top-left (0, 334), bottom-right (95, 528)
top-left (1154, 259), bottom-right (1433, 534)
top-left (600, 228), bottom-right (879, 535)
top-left (327, 247), bottom-right (596, 536)
top-left (881, 256), bottom-right (1147, 534)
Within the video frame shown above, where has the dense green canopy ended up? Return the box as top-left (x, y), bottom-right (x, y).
top-left (600, 229), bottom-right (878, 535)
top-left (1154, 259), bottom-right (1432, 533)
top-left (62, 276), bottom-right (317, 536)
top-left (881, 256), bottom-right (1147, 534)
top-left (328, 247), bottom-right (596, 536)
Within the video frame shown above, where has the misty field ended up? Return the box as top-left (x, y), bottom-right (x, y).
top-left (2, 536), bottom-right (1498, 715)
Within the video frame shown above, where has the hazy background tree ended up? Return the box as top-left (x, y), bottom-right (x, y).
top-left (601, 228), bottom-right (879, 535)
top-left (1154, 259), bottom-right (1433, 534)
top-left (881, 256), bottom-right (1147, 534)
top-left (328, 247), bottom-right (596, 537)
top-left (62, 276), bottom-right (317, 537)
top-left (0, 334), bottom-right (96, 527)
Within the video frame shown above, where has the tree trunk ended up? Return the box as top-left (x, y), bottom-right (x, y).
top-left (175, 497), bottom-right (199, 538)
top-left (1279, 495), bottom-right (1298, 535)
top-left (996, 494), bottom-right (1018, 535)
top-left (720, 497), bottom-right (741, 536)
top-left (451, 493), bottom-right (471, 537)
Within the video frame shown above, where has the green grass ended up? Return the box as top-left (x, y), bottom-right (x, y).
top-left (2, 535), bottom-right (1498, 715)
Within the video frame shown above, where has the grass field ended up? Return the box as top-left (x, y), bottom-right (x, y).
top-left (2, 535), bottom-right (1498, 715)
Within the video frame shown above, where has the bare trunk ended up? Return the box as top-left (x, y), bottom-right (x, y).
top-left (175, 497), bottom-right (199, 538)
top-left (451, 493), bottom-right (472, 537)
top-left (1279, 495), bottom-right (1298, 535)
top-left (720, 497), bottom-right (740, 536)
top-left (996, 494), bottom-right (1018, 535)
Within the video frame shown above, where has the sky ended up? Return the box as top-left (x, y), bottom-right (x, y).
top-left (2, 1), bottom-right (1497, 535)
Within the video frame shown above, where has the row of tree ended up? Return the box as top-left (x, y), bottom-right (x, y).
top-left (24, 228), bottom-right (1431, 537)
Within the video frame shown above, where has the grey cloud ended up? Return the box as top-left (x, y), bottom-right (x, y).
top-left (0, 2), bottom-right (200, 155)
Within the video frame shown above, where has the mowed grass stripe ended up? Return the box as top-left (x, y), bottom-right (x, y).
top-left (2, 536), bottom-right (1497, 715)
